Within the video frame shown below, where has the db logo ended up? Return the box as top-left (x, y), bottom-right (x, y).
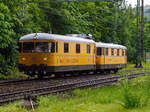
top-left (32, 57), bottom-right (37, 62)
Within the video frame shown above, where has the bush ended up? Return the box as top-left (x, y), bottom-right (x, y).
top-left (0, 73), bottom-right (7, 80)
top-left (121, 79), bottom-right (143, 109)
top-left (0, 67), bottom-right (28, 79)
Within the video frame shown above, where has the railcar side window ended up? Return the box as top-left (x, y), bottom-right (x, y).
top-left (23, 42), bottom-right (34, 53)
top-left (56, 42), bottom-right (58, 53)
top-left (111, 48), bottom-right (114, 56)
top-left (117, 49), bottom-right (119, 56)
top-left (106, 48), bottom-right (108, 56)
top-left (87, 45), bottom-right (90, 54)
top-left (97, 47), bottom-right (102, 56)
top-left (122, 49), bottom-right (124, 56)
top-left (64, 43), bottom-right (69, 53)
top-left (76, 44), bottom-right (80, 53)
top-left (35, 42), bottom-right (48, 53)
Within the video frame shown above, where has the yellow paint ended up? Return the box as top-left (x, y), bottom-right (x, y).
top-left (19, 40), bottom-right (96, 66)
top-left (96, 56), bottom-right (127, 65)
top-left (19, 39), bottom-right (127, 67)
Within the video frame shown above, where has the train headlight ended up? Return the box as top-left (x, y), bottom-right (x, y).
top-left (33, 36), bottom-right (37, 40)
top-left (43, 57), bottom-right (47, 61)
top-left (22, 57), bottom-right (26, 61)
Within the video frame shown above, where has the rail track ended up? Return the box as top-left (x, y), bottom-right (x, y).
top-left (0, 68), bottom-right (150, 86)
top-left (0, 68), bottom-right (147, 86)
top-left (0, 71), bottom-right (149, 105)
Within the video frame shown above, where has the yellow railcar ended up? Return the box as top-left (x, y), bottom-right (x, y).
top-left (19, 33), bottom-right (127, 77)
top-left (96, 42), bottom-right (127, 72)
top-left (19, 33), bottom-right (96, 77)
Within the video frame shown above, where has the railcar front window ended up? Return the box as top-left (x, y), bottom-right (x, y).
top-left (23, 42), bottom-right (34, 53)
top-left (51, 42), bottom-right (55, 53)
top-left (35, 42), bottom-right (48, 53)
top-left (19, 43), bottom-right (22, 52)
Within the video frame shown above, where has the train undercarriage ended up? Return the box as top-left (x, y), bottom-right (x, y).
top-left (19, 64), bottom-right (126, 78)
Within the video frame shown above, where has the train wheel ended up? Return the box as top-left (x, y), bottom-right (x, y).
top-left (37, 73), bottom-right (43, 79)
top-left (114, 69), bottom-right (118, 74)
top-left (55, 73), bottom-right (65, 78)
top-left (71, 72), bottom-right (79, 77)
top-left (55, 74), bottom-right (59, 78)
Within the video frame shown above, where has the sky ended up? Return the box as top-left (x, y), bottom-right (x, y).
top-left (126, 0), bottom-right (150, 7)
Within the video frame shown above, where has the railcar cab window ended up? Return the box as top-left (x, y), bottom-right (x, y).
top-left (97, 47), bottom-right (102, 56)
top-left (64, 43), bottom-right (69, 53)
top-left (48, 42), bottom-right (56, 53)
top-left (35, 42), bottom-right (48, 53)
top-left (51, 42), bottom-right (55, 53)
top-left (19, 43), bottom-right (22, 52)
top-left (87, 45), bottom-right (90, 54)
top-left (76, 44), bottom-right (80, 53)
top-left (23, 42), bottom-right (34, 53)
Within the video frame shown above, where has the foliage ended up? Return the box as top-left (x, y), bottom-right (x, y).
top-left (120, 75), bottom-right (150, 109)
top-left (120, 79), bottom-right (143, 108)
top-left (0, 2), bottom-right (17, 74)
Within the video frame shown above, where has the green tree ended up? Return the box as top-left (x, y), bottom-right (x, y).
top-left (0, 2), bottom-right (17, 74)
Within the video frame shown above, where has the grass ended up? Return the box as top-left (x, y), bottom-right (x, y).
top-left (122, 62), bottom-right (150, 70)
top-left (1, 74), bottom-right (150, 112)
top-left (115, 62), bottom-right (150, 76)
top-left (0, 67), bottom-right (28, 79)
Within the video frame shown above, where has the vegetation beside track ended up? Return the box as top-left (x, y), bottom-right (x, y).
top-left (115, 62), bottom-right (150, 76)
top-left (1, 74), bottom-right (150, 112)
top-left (0, 67), bottom-right (28, 80)
top-left (122, 62), bottom-right (150, 70)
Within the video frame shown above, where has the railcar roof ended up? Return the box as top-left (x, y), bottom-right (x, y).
top-left (96, 42), bottom-right (127, 49)
top-left (19, 33), bottom-right (95, 44)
